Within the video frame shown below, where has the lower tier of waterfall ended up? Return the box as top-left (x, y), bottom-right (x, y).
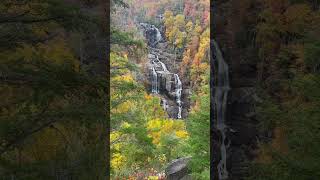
top-left (149, 52), bottom-right (183, 119)
top-left (174, 74), bottom-right (182, 119)
top-left (151, 66), bottom-right (159, 94)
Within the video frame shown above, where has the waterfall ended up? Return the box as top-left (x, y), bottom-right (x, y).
top-left (154, 54), bottom-right (168, 72)
top-left (144, 22), bottom-right (184, 119)
top-left (159, 62), bottom-right (168, 72)
top-left (213, 40), bottom-right (230, 180)
top-left (152, 67), bottom-right (159, 94)
top-left (151, 57), bottom-right (182, 119)
top-left (174, 74), bottom-right (182, 119)
top-left (162, 98), bottom-right (167, 111)
top-left (155, 27), bottom-right (162, 42)
top-left (151, 54), bottom-right (168, 72)
top-left (151, 25), bottom-right (162, 42)
top-left (141, 23), bottom-right (162, 46)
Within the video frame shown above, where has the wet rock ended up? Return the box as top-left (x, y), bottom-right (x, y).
top-left (166, 104), bottom-right (179, 119)
top-left (157, 42), bottom-right (168, 50)
top-left (182, 88), bottom-right (192, 96)
top-left (140, 23), bottom-right (162, 47)
top-left (148, 54), bottom-right (156, 59)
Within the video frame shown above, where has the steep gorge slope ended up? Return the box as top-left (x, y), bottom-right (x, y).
top-left (213, 0), bottom-right (262, 179)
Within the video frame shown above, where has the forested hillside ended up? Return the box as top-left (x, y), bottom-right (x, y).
top-left (213, 0), bottom-right (320, 179)
top-left (0, 0), bottom-right (108, 179)
top-left (251, 1), bottom-right (320, 179)
top-left (110, 0), bottom-right (210, 179)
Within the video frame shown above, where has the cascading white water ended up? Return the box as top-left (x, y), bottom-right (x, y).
top-left (152, 53), bottom-right (183, 119)
top-left (152, 54), bottom-right (168, 72)
top-left (213, 40), bottom-right (230, 180)
top-left (144, 22), bottom-right (184, 119)
top-left (159, 61), bottom-right (168, 72)
top-left (174, 74), bottom-right (182, 119)
top-left (162, 98), bottom-right (168, 111)
top-left (152, 67), bottom-right (159, 94)
top-left (155, 27), bottom-right (162, 42)
top-left (151, 25), bottom-right (162, 43)
top-left (141, 23), bottom-right (162, 46)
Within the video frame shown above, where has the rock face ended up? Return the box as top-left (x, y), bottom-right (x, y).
top-left (212, 1), bottom-right (262, 179)
top-left (165, 157), bottom-right (191, 180)
top-left (140, 23), bottom-right (162, 47)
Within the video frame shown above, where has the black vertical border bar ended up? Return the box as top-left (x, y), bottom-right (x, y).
top-left (104, 0), bottom-right (110, 179)
top-left (210, 1), bottom-right (216, 180)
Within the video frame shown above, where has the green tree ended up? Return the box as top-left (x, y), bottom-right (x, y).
top-left (185, 85), bottom-right (210, 179)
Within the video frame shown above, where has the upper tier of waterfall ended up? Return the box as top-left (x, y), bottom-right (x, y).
top-left (139, 23), bottom-right (162, 47)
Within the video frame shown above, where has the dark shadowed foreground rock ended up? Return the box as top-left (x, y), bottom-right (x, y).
top-left (165, 157), bottom-right (191, 180)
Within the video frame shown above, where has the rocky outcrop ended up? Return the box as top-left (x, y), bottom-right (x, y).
top-left (140, 23), bottom-right (162, 47)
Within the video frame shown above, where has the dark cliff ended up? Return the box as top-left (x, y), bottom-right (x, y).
top-left (212, 1), bottom-right (263, 179)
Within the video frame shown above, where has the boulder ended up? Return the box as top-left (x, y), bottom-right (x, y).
top-left (165, 157), bottom-right (191, 180)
